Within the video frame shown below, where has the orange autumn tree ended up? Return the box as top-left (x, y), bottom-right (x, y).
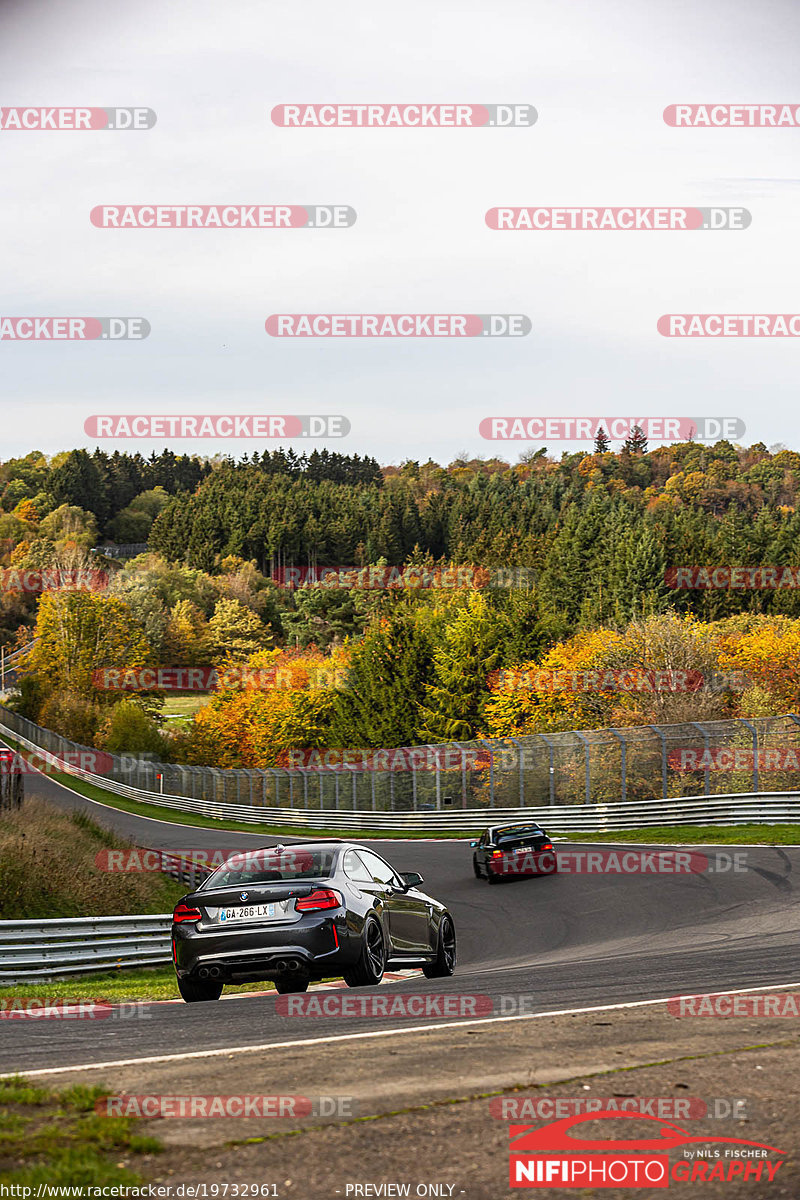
top-left (180, 644), bottom-right (350, 768)
top-left (483, 628), bottom-right (623, 736)
top-left (483, 614), bottom-right (737, 738)
top-left (710, 614), bottom-right (800, 715)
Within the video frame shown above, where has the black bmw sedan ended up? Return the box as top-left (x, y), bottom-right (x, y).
top-left (172, 841), bottom-right (456, 1002)
top-left (471, 822), bottom-right (556, 882)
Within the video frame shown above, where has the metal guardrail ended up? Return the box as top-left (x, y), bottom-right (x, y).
top-left (2, 719), bottom-right (800, 832)
top-left (2, 707), bottom-right (800, 832)
top-left (0, 641), bottom-right (37, 693)
top-left (6, 704), bottom-right (800, 813)
top-left (0, 914), bottom-right (172, 981)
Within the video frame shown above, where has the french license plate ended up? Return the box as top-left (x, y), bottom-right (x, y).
top-left (219, 903), bottom-right (279, 923)
top-left (514, 846), bottom-right (533, 854)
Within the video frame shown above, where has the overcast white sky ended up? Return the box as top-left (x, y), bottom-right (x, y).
top-left (1, 0), bottom-right (799, 464)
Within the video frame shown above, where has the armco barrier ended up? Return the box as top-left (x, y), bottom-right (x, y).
top-left (2, 718), bottom-right (800, 831)
top-left (1, 706), bottom-right (800, 832)
top-left (0, 915), bottom-right (171, 981)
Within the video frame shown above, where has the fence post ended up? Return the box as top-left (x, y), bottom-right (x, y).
top-left (568, 729), bottom-right (587, 806)
top-left (609, 729), bottom-right (627, 802)
top-left (510, 738), bottom-right (524, 806)
top-left (539, 734), bottom-right (555, 805)
top-left (691, 722), bottom-right (711, 796)
top-left (432, 747), bottom-right (441, 809)
top-left (739, 719), bottom-right (759, 793)
top-left (649, 725), bottom-right (668, 798)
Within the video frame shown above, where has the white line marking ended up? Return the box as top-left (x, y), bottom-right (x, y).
top-left (9, 980), bottom-right (800, 1078)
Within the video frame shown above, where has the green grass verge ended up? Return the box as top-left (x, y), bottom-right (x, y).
top-left (0, 1075), bottom-right (162, 1187)
top-left (563, 823), bottom-right (800, 844)
top-left (0, 964), bottom-right (277, 1004)
top-left (159, 692), bottom-right (210, 729)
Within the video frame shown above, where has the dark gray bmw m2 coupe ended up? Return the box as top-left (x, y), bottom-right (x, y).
top-left (172, 841), bottom-right (456, 1002)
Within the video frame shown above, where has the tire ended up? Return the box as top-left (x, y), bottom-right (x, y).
top-left (422, 915), bottom-right (457, 979)
top-left (274, 975), bottom-right (309, 995)
top-left (177, 974), bottom-right (223, 1003)
top-left (472, 856), bottom-right (482, 879)
top-left (344, 916), bottom-right (386, 987)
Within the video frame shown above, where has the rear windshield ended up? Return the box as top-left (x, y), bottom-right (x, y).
top-left (496, 826), bottom-right (543, 843)
top-left (202, 847), bottom-right (337, 888)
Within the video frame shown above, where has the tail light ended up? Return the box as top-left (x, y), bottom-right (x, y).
top-left (173, 903), bottom-right (202, 924)
top-left (542, 843), bottom-right (553, 851)
top-left (491, 849), bottom-right (504, 858)
top-left (295, 888), bottom-right (341, 912)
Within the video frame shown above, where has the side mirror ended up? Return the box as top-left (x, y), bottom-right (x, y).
top-left (469, 841), bottom-right (478, 848)
top-left (399, 871), bottom-right (424, 890)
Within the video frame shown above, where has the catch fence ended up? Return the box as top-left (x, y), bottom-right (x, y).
top-left (1, 707), bottom-right (799, 827)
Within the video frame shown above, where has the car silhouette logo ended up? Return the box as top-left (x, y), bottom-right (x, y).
top-left (240, 892), bottom-right (249, 901)
top-left (509, 1111), bottom-right (784, 1154)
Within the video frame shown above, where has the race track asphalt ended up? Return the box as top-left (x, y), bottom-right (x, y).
top-left (2, 769), bottom-right (799, 1076)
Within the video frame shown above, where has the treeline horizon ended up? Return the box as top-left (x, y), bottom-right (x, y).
top-left (4, 439), bottom-right (800, 633)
